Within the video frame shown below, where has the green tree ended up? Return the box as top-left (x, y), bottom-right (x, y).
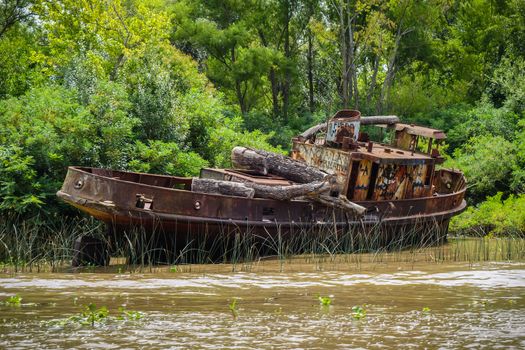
top-left (0, 0), bottom-right (32, 38)
top-left (446, 135), bottom-right (517, 202)
top-left (172, 0), bottom-right (266, 115)
top-left (0, 86), bottom-right (94, 214)
top-left (208, 116), bottom-right (284, 168)
top-left (0, 26), bottom-right (41, 98)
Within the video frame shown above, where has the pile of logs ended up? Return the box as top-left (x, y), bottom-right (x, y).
top-left (191, 146), bottom-right (366, 216)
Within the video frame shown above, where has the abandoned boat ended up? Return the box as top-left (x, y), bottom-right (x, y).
top-left (57, 110), bottom-right (467, 265)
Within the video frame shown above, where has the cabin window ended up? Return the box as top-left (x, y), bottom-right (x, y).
top-left (366, 163), bottom-right (379, 200)
top-left (346, 161), bottom-right (361, 199)
top-left (425, 164), bottom-right (434, 186)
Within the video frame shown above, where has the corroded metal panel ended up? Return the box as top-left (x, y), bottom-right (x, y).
top-left (408, 164), bottom-right (428, 198)
top-left (353, 159), bottom-right (372, 201)
top-left (394, 123), bottom-right (446, 139)
top-left (292, 142), bottom-right (351, 191)
top-left (327, 120), bottom-right (360, 143)
top-left (373, 164), bottom-right (407, 201)
top-left (326, 109), bottom-right (361, 143)
top-left (394, 169), bottom-right (408, 200)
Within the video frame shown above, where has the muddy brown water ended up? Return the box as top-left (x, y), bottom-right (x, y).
top-left (0, 239), bottom-right (524, 349)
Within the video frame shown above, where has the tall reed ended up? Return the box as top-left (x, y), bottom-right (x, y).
top-left (0, 215), bottom-right (103, 272)
top-left (1, 212), bottom-right (524, 272)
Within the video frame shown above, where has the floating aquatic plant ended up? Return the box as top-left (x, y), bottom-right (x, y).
top-left (50, 304), bottom-right (144, 327)
top-left (422, 307), bottom-right (431, 313)
top-left (117, 306), bottom-right (143, 320)
top-left (229, 298), bottom-right (239, 319)
top-left (351, 305), bottom-right (366, 320)
top-left (318, 296), bottom-right (332, 306)
top-left (4, 295), bottom-right (22, 306)
top-left (82, 303), bottom-right (109, 326)
top-left (53, 303), bottom-right (109, 327)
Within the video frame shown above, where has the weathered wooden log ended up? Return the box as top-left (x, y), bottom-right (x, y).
top-left (192, 178), bottom-right (255, 198)
top-left (192, 177), bottom-right (365, 215)
top-left (231, 147), bottom-right (327, 183)
top-left (192, 177), bottom-right (331, 201)
top-left (230, 147), bottom-right (268, 175)
top-left (359, 115), bottom-right (399, 125)
top-left (308, 194), bottom-right (367, 216)
top-left (247, 180), bottom-right (331, 201)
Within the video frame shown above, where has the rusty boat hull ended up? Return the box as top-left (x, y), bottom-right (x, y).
top-left (57, 110), bottom-right (469, 265)
top-left (57, 166), bottom-right (466, 263)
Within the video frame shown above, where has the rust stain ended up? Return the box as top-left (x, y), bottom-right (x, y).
top-left (373, 164), bottom-right (407, 201)
top-left (292, 142), bottom-right (351, 192)
top-left (353, 159), bottom-right (372, 201)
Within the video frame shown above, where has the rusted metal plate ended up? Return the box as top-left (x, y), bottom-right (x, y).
top-left (351, 143), bottom-right (431, 164)
top-left (327, 119), bottom-right (360, 143)
top-left (353, 159), bottom-right (372, 201)
top-left (373, 164), bottom-right (407, 201)
top-left (395, 131), bottom-right (414, 150)
top-left (60, 166), bottom-right (466, 219)
top-left (292, 142), bottom-right (351, 192)
top-left (326, 110), bottom-right (361, 144)
top-left (434, 168), bottom-right (465, 194)
top-left (409, 164), bottom-right (428, 198)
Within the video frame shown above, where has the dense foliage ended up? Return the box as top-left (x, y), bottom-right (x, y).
top-left (0, 0), bottom-right (524, 235)
top-left (0, 0), bottom-right (281, 217)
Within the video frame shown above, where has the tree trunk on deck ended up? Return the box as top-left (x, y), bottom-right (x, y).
top-left (231, 147), bottom-right (327, 183)
top-left (192, 177), bottom-right (331, 201)
top-left (229, 147), bottom-right (366, 215)
top-left (192, 178), bottom-right (366, 215)
top-left (191, 178), bottom-right (255, 198)
top-left (359, 115), bottom-right (400, 125)
top-left (310, 194), bottom-right (366, 215)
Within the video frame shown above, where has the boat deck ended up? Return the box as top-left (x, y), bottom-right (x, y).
top-left (350, 143), bottom-right (432, 164)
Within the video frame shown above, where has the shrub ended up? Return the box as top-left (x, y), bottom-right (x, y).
top-left (127, 140), bottom-right (208, 177)
top-left (0, 84), bottom-right (137, 215)
top-left (0, 86), bottom-right (95, 215)
top-left (445, 135), bottom-right (517, 202)
top-left (451, 193), bottom-right (525, 236)
top-left (208, 116), bottom-right (284, 168)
